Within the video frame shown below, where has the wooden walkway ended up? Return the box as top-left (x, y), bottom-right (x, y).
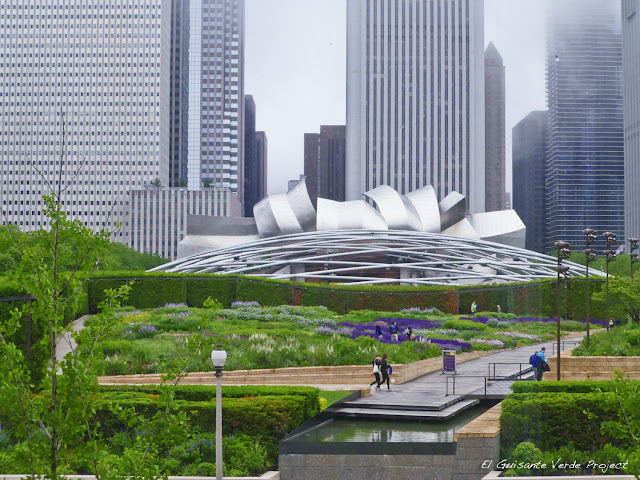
top-left (328, 335), bottom-right (583, 421)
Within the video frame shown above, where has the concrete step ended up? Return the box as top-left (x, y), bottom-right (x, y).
top-left (338, 393), bottom-right (467, 412)
top-left (329, 398), bottom-right (480, 421)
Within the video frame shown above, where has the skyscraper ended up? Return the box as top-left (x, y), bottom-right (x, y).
top-left (304, 125), bottom-right (346, 208)
top-left (0, 0), bottom-right (171, 244)
top-left (623, 0), bottom-right (640, 242)
top-left (345, 0), bottom-right (485, 213)
top-left (186, 0), bottom-right (244, 200)
top-left (545, 0), bottom-right (624, 250)
top-left (513, 111), bottom-right (548, 254)
top-left (484, 42), bottom-right (506, 212)
top-left (244, 95), bottom-right (267, 216)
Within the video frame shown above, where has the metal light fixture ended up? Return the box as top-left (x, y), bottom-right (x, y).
top-left (211, 342), bottom-right (227, 480)
top-left (629, 238), bottom-right (639, 285)
top-left (554, 240), bottom-right (571, 381)
top-left (583, 229), bottom-right (597, 348)
top-left (603, 232), bottom-right (617, 331)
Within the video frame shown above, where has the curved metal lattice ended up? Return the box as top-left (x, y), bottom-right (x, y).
top-left (151, 230), bottom-right (603, 286)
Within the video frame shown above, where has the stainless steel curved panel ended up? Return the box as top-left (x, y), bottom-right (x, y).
top-left (363, 185), bottom-right (421, 231)
top-left (269, 194), bottom-right (304, 234)
top-left (286, 178), bottom-right (316, 232)
top-left (253, 197), bottom-right (282, 238)
top-left (406, 186), bottom-right (441, 232)
top-left (439, 191), bottom-right (467, 231)
top-left (317, 198), bottom-right (388, 231)
top-left (468, 211), bottom-right (526, 249)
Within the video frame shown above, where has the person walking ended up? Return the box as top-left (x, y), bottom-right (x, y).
top-left (529, 349), bottom-right (540, 380)
top-left (471, 301), bottom-right (478, 313)
top-left (406, 326), bottom-right (415, 341)
top-left (370, 354), bottom-right (381, 390)
top-left (380, 353), bottom-right (391, 390)
top-left (375, 324), bottom-right (383, 340)
top-left (536, 347), bottom-right (547, 381)
top-left (389, 321), bottom-right (398, 342)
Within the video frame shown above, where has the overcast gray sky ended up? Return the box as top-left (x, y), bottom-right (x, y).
top-left (245, 0), bottom-right (548, 196)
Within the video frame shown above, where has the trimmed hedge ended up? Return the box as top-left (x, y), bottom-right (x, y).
top-left (500, 392), bottom-right (622, 453)
top-left (511, 380), bottom-right (622, 394)
top-left (185, 278), bottom-right (237, 308)
top-left (98, 384), bottom-right (320, 419)
top-left (80, 272), bottom-right (607, 318)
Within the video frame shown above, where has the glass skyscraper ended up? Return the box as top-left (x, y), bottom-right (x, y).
top-left (545, 0), bottom-right (624, 251)
top-left (186, 0), bottom-right (244, 199)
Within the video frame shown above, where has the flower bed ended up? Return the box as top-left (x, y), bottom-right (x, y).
top-left (85, 302), bottom-right (600, 375)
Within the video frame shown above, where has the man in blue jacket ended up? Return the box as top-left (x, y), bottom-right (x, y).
top-left (536, 347), bottom-right (547, 381)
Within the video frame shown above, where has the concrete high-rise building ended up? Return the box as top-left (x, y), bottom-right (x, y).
top-left (186, 0), bottom-right (244, 199)
top-left (623, 1), bottom-right (640, 242)
top-left (304, 125), bottom-right (346, 208)
top-left (0, 0), bottom-right (171, 244)
top-left (545, 0), bottom-right (624, 251)
top-left (346, 0), bottom-right (485, 213)
top-left (513, 111), bottom-right (548, 254)
top-left (484, 42), bottom-right (506, 212)
top-left (129, 187), bottom-right (242, 259)
top-left (244, 95), bottom-right (267, 216)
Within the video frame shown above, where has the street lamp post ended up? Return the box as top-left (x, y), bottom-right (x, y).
top-left (603, 232), bottom-right (617, 332)
top-left (211, 342), bottom-right (227, 480)
top-left (583, 229), bottom-right (597, 348)
top-left (629, 238), bottom-right (639, 285)
top-left (554, 241), bottom-right (571, 381)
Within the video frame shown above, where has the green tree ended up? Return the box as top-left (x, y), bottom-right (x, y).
top-left (0, 123), bottom-right (201, 479)
top-left (152, 177), bottom-right (162, 188)
top-left (202, 178), bottom-right (213, 188)
top-left (592, 278), bottom-right (640, 323)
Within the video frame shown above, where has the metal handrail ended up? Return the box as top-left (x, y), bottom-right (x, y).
top-left (444, 372), bottom-right (531, 397)
top-left (487, 362), bottom-right (533, 380)
top-left (550, 340), bottom-right (582, 356)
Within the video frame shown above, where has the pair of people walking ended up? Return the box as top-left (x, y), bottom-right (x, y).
top-left (370, 353), bottom-right (392, 390)
top-left (529, 347), bottom-right (549, 381)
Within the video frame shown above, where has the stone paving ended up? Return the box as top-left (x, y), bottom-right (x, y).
top-left (330, 334), bottom-right (585, 420)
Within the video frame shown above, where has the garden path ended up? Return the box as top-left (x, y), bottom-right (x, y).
top-left (54, 315), bottom-right (88, 371)
top-left (329, 334), bottom-right (585, 420)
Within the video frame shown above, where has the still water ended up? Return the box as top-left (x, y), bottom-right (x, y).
top-left (297, 404), bottom-right (489, 443)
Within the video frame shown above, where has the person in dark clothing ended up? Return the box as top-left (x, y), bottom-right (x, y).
top-left (370, 354), bottom-right (381, 390)
top-left (406, 326), bottom-right (415, 341)
top-left (375, 325), bottom-right (383, 339)
top-left (389, 322), bottom-right (398, 342)
top-left (380, 353), bottom-right (391, 390)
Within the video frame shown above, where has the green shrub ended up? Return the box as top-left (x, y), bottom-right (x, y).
top-left (129, 279), bottom-right (186, 309)
top-left (236, 281), bottom-right (293, 306)
top-left (186, 278), bottom-right (237, 307)
top-left (442, 319), bottom-right (488, 331)
top-left (511, 380), bottom-right (619, 394)
top-left (500, 392), bottom-right (621, 453)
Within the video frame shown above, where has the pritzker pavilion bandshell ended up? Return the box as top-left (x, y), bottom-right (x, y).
top-left (152, 180), bottom-right (603, 286)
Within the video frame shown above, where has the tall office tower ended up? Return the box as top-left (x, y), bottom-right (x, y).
top-left (346, 0), bottom-right (485, 213)
top-left (484, 42), bottom-right (505, 212)
top-left (513, 111), bottom-right (548, 254)
top-left (304, 125), bottom-right (346, 208)
top-left (0, 1), bottom-right (171, 244)
top-left (243, 95), bottom-right (266, 216)
top-left (169, 0), bottom-right (189, 187)
top-left (545, 0), bottom-right (624, 251)
top-left (623, 1), bottom-right (640, 242)
top-left (187, 0), bottom-right (244, 202)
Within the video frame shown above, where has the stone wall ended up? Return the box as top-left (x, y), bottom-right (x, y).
top-left (453, 403), bottom-right (502, 480)
top-left (544, 349), bottom-right (640, 381)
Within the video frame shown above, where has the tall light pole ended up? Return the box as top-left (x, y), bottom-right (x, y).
top-left (603, 232), bottom-right (617, 332)
top-left (583, 229), bottom-right (597, 348)
top-left (629, 238), bottom-right (639, 285)
top-left (555, 241), bottom-right (571, 381)
top-left (211, 342), bottom-right (227, 480)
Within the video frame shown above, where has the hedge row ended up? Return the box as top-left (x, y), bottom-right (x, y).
top-left (84, 271), bottom-right (609, 318)
top-left (98, 384), bottom-right (320, 419)
top-left (511, 380), bottom-right (621, 394)
top-left (500, 392), bottom-right (622, 453)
